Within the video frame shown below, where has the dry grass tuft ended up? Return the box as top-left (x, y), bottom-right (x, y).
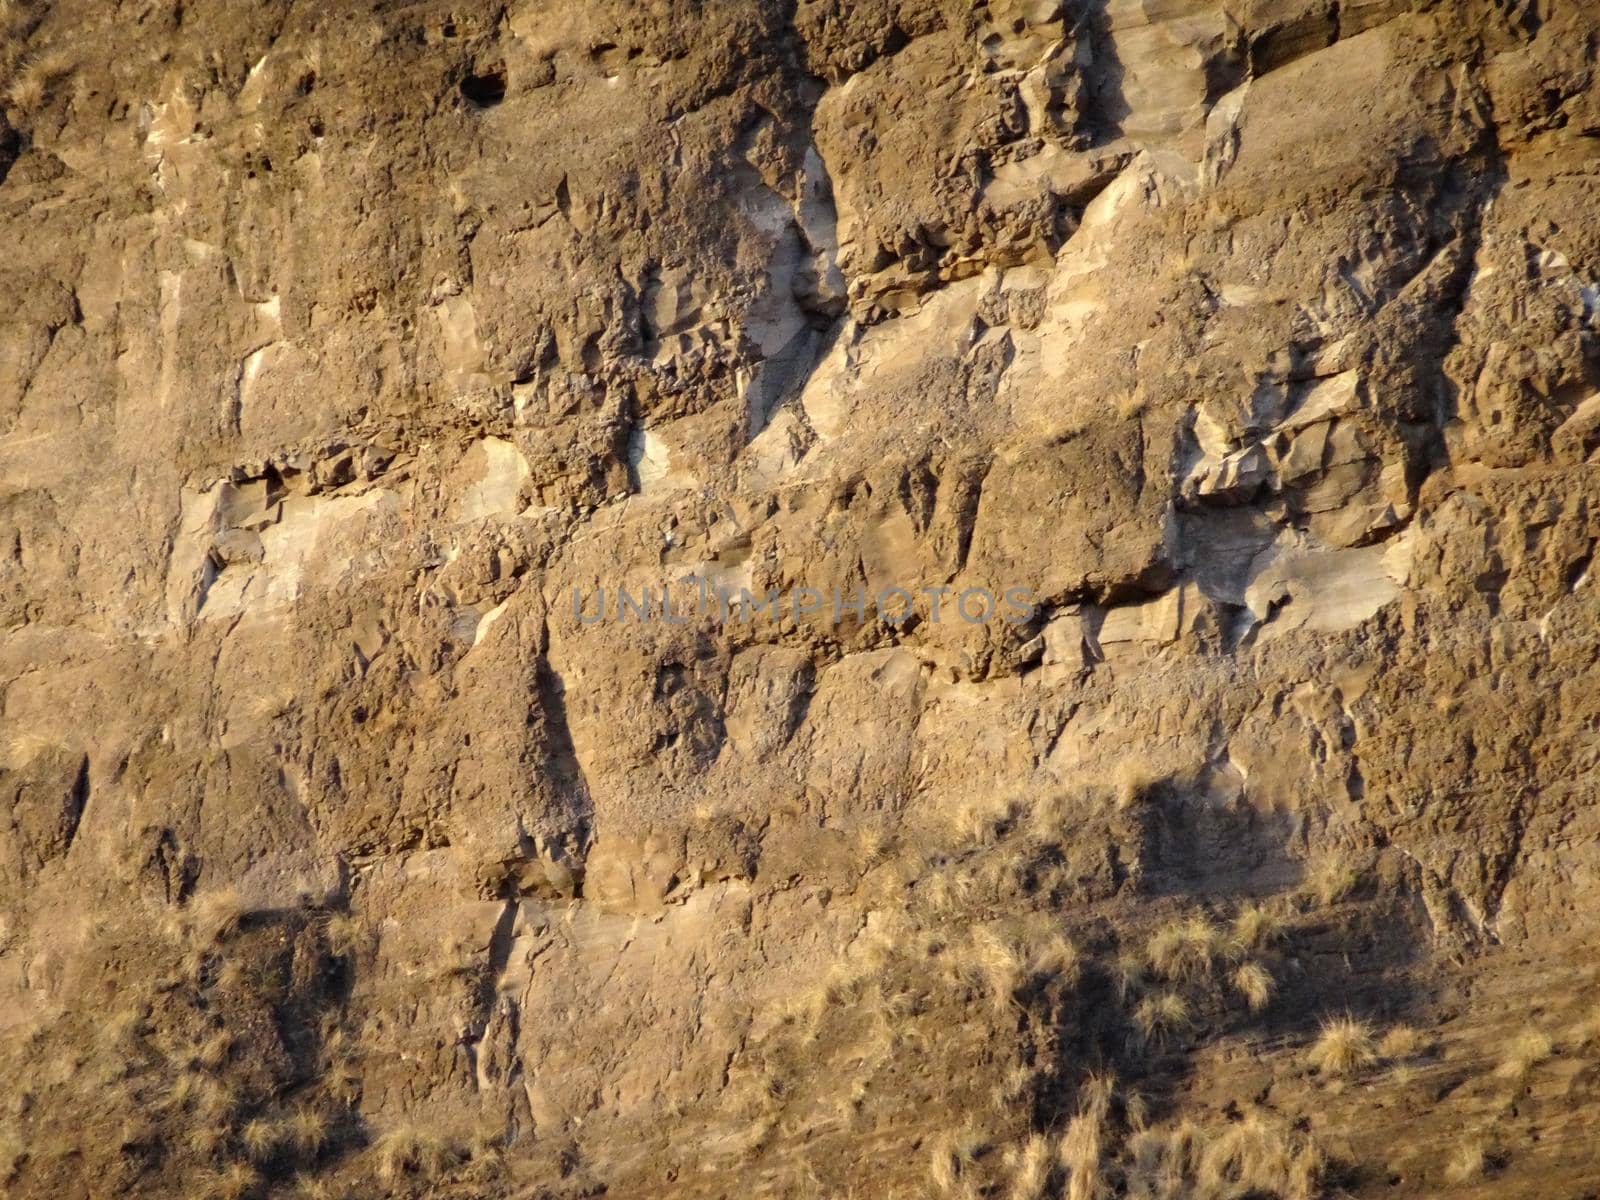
top-left (1059, 1103), bottom-right (1106, 1200)
top-left (1495, 1025), bottom-right (1553, 1079)
top-left (1027, 935), bottom-right (1080, 985)
top-left (1125, 1113), bottom-right (1322, 1200)
top-left (968, 927), bottom-right (1024, 1012)
top-left (1146, 915), bottom-right (1218, 981)
top-left (375, 1126), bottom-right (460, 1184)
top-left (240, 1117), bottom-right (282, 1163)
top-left (956, 794), bottom-right (1018, 845)
top-left (1112, 949), bottom-right (1145, 1000)
top-left (1005, 1134), bottom-right (1054, 1200)
top-left (1229, 903), bottom-right (1280, 953)
top-left (192, 886), bottom-right (249, 943)
top-left (1308, 1015), bottom-right (1376, 1077)
top-left (186, 1122), bottom-right (228, 1159)
top-left (1134, 991), bottom-right (1191, 1046)
top-left (929, 1128), bottom-right (985, 1195)
top-left (1114, 760), bottom-right (1159, 809)
top-left (210, 1161), bottom-right (263, 1200)
top-left (1230, 961), bottom-right (1274, 1013)
top-left (1378, 1024), bottom-right (1424, 1059)
top-left (289, 1107), bottom-right (330, 1156)
top-left (1445, 1137), bottom-right (1490, 1184)
top-left (1303, 853), bottom-right (1360, 907)
top-left (198, 1029), bottom-right (235, 1071)
top-left (323, 913), bottom-right (365, 957)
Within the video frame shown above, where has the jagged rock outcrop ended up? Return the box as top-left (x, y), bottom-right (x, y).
top-left (3, 1), bottom-right (1600, 1197)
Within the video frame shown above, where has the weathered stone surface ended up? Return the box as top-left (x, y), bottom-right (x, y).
top-left (3, 1), bottom-right (1600, 1197)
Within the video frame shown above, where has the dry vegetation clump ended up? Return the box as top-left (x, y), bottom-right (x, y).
top-left (1445, 1136), bottom-right (1491, 1183)
top-left (1495, 1025), bottom-right (1553, 1079)
top-left (967, 926), bottom-right (1025, 1012)
top-left (1123, 1112), bottom-right (1323, 1200)
top-left (1114, 760), bottom-right (1161, 809)
top-left (929, 1127), bottom-right (986, 1195)
top-left (321, 913), bottom-right (366, 958)
top-left (1004, 1134), bottom-right (1054, 1200)
top-left (0, 1124), bottom-right (24, 1184)
top-left (1308, 1015), bottom-right (1376, 1077)
top-left (1145, 915), bottom-right (1219, 982)
top-left (288, 1107), bottom-right (330, 1157)
top-left (1230, 961), bottom-right (1274, 1013)
top-left (375, 1126), bottom-right (462, 1184)
top-left (1027, 935), bottom-right (1081, 986)
top-left (205, 1161), bottom-right (264, 1200)
top-left (1377, 1024), bottom-right (1424, 1059)
top-left (5, 49), bottom-right (67, 111)
top-left (1228, 903), bottom-right (1281, 953)
top-left (192, 886), bottom-right (250, 943)
top-left (1134, 992), bottom-right (1191, 1046)
top-left (1303, 853), bottom-right (1361, 908)
top-left (240, 1116), bottom-right (283, 1162)
top-left (956, 794), bottom-right (1021, 845)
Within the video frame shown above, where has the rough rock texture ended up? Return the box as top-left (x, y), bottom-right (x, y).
top-left (3, 0), bottom-right (1600, 1196)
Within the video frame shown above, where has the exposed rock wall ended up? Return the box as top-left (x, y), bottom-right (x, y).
top-left (3, 1), bottom-right (1600, 1196)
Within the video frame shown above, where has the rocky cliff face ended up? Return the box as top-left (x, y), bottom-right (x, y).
top-left (4, 0), bottom-right (1600, 1196)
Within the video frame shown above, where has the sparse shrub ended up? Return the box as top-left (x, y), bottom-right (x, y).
top-left (1308, 1015), bottom-right (1376, 1077)
top-left (1230, 962), bottom-right (1274, 1013)
top-left (1496, 1026), bottom-right (1553, 1079)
